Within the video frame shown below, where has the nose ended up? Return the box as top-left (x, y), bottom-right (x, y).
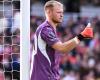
top-left (60, 13), bottom-right (63, 18)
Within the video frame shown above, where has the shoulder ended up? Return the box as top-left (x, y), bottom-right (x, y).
top-left (36, 21), bottom-right (54, 35)
top-left (40, 22), bottom-right (53, 34)
top-left (42, 26), bottom-right (53, 32)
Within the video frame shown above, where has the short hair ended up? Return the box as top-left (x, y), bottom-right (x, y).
top-left (44, 0), bottom-right (63, 11)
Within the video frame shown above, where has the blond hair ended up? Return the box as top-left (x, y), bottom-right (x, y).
top-left (44, 0), bottom-right (63, 11)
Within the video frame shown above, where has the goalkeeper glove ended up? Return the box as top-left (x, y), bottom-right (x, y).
top-left (77, 23), bottom-right (93, 41)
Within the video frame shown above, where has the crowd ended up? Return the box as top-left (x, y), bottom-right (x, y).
top-left (0, 1), bottom-right (20, 80)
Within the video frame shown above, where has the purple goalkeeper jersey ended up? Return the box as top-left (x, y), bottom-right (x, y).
top-left (30, 20), bottom-right (61, 80)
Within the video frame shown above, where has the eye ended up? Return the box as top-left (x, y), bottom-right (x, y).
top-left (57, 11), bottom-right (63, 14)
top-left (57, 12), bottom-right (61, 14)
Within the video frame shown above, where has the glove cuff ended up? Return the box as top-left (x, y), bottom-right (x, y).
top-left (77, 34), bottom-right (84, 41)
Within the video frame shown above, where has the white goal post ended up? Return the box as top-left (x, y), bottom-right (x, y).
top-left (21, 0), bottom-right (30, 80)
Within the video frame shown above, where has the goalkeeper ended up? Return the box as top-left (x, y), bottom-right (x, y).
top-left (30, 0), bottom-right (93, 80)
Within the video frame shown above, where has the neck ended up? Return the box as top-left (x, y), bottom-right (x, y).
top-left (46, 19), bottom-right (58, 30)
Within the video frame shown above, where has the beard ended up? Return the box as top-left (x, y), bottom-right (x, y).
top-left (52, 18), bottom-right (62, 24)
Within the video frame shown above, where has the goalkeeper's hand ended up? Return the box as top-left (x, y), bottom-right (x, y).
top-left (77, 23), bottom-right (93, 41)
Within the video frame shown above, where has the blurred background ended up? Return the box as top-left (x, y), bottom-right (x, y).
top-left (0, 0), bottom-right (20, 80)
top-left (30, 0), bottom-right (100, 80)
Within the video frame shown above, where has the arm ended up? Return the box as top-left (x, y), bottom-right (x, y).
top-left (52, 37), bottom-right (80, 53)
top-left (52, 23), bottom-right (93, 53)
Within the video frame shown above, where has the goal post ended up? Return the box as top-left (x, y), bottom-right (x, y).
top-left (21, 0), bottom-right (30, 80)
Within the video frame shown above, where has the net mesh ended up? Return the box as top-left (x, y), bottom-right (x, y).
top-left (0, 0), bottom-right (20, 80)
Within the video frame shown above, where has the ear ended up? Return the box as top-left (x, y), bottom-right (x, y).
top-left (46, 9), bottom-right (51, 14)
top-left (45, 9), bottom-right (52, 17)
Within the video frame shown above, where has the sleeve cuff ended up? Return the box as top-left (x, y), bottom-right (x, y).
top-left (73, 37), bottom-right (80, 45)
